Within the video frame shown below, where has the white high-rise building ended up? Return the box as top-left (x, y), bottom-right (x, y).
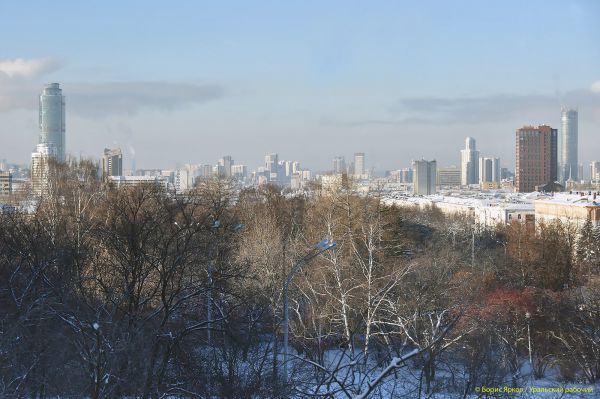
top-left (461, 137), bottom-right (479, 186)
top-left (479, 157), bottom-right (500, 184)
top-left (265, 153), bottom-right (279, 182)
top-left (291, 161), bottom-right (300, 175)
top-left (561, 108), bottom-right (578, 181)
top-left (591, 161), bottom-right (600, 184)
top-left (31, 143), bottom-right (57, 196)
top-left (39, 83), bottom-right (66, 162)
top-left (354, 153), bottom-right (365, 178)
top-left (174, 169), bottom-right (190, 193)
top-left (412, 159), bottom-right (436, 195)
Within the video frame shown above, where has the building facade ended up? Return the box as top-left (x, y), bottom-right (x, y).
top-left (354, 152), bottom-right (365, 179)
top-left (460, 137), bottom-right (479, 185)
top-left (515, 125), bottom-right (558, 193)
top-left (0, 171), bottom-right (12, 196)
top-left (561, 108), bottom-right (578, 181)
top-left (231, 164), bottom-right (247, 179)
top-left (479, 157), bottom-right (500, 186)
top-left (412, 159), bottom-right (436, 195)
top-left (437, 167), bottom-right (461, 187)
top-left (39, 83), bottom-right (66, 162)
top-left (535, 192), bottom-right (600, 228)
top-left (333, 156), bottom-right (346, 174)
top-left (219, 155), bottom-right (233, 177)
top-left (591, 161), bottom-right (600, 184)
top-left (101, 148), bottom-right (123, 179)
top-left (31, 143), bottom-right (57, 196)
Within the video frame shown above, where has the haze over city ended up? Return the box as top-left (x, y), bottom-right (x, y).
top-left (1, 0), bottom-right (599, 171)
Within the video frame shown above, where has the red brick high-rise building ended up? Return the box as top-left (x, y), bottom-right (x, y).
top-left (515, 125), bottom-right (558, 193)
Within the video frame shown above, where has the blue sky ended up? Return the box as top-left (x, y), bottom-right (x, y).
top-left (1, 1), bottom-right (599, 172)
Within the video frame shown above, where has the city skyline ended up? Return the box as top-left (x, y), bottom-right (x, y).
top-left (0, 1), bottom-right (599, 171)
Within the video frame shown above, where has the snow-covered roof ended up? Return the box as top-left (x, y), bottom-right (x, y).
top-left (535, 192), bottom-right (600, 207)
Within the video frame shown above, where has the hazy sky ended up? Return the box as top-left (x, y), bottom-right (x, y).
top-left (1, 1), bottom-right (599, 172)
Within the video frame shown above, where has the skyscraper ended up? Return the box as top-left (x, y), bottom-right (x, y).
top-left (561, 108), bottom-right (578, 181)
top-left (265, 153), bottom-right (278, 173)
top-left (39, 83), bottom-right (66, 162)
top-left (31, 143), bottom-right (57, 196)
top-left (219, 155), bottom-right (234, 177)
top-left (590, 161), bottom-right (600, 184)
top-left (333, 156), bottom-right (346, 174)
top-left (460, 137), bottom-right (479, 186)
top-left (102, 148), bottom-right (123, 179)
top-left (479, 157), bottom-right (500, 185)
top-left (412, 159), bottom-right (436, 195)
top-left (264, 153), bottom-right (279, 182)
top-left (515, 125), bottom-right (558, 192)
top-left (354, 153), bottom-right (365, 178)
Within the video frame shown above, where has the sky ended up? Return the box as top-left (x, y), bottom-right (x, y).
top-left (0, 0), bottom-right (599, 173)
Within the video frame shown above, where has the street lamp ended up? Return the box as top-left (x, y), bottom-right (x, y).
top-left (282, 239), bottom-right (336, 380)
top-left (525, 311), bottom-right (532, 375)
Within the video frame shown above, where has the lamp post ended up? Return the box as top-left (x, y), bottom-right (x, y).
top-left (525, 311), bottom-right (532, 375)
top-left (283, 239), bottom-right (336, 380)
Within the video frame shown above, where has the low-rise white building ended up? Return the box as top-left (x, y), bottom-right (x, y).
top-left (383, 192), bottom-right (536, 229)
top-left (108, 175), bottom-right (169, 189)
top-left (534, 192), bottom-right (600, 228)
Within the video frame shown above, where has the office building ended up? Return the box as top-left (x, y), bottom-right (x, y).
top-left (354, 152), bottom-right (365, 178)
top-left (265, 153), bottom-right (278, 173)
top-left (108, 175), bottom-right (169, 189)
top-left (561, 108), bottom-right (578, 181)
top-left (460, 137), bottom-right (479, 185)
top-left (515, 125), bottom-right (558, 193)
top-left (437, 167), bottom-right (461, 187)
top-left (101, 148), bottom-right (123, 179)
top-left (219, 155), bottom-right (234, 177)
top-left (479, 157), bottom-right (500, 185)
top-left (231, 164), bottom-right (247, 179)
top-left (333, 156), bottom-right (346, 174)
top-left (264, 153), bottom-right (279, 182)
top-left (0, 171), bottom-right (12, 196)
top-left (213, 164), bottom-right (226, 177)
top-left (400, 168), bottom-right (413, 183)
top-left (197, 164), bottom-right (214, 179)
top-left (31, 143), bottom-right (57, 196)
top-left (39, 83), bottom-right (66, 162)
top-left (291, 161), bottom-right (301, 175)
top-left (591, 161), bottom-right (600, 184)
top-left (412, 159), bottom-right (437, 195)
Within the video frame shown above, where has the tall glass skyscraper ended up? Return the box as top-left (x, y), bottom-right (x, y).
top-left (460, 137), bottom-right (479, 185)
top-left (561, 108), bottom-right (578, 181)
top-left (39, 83), bottom-right (65, 162)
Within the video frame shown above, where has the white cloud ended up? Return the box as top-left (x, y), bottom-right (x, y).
top-left (0, 57), bottom-right (60, 79)
top-left (591, 80), bottom-right (600, 93)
